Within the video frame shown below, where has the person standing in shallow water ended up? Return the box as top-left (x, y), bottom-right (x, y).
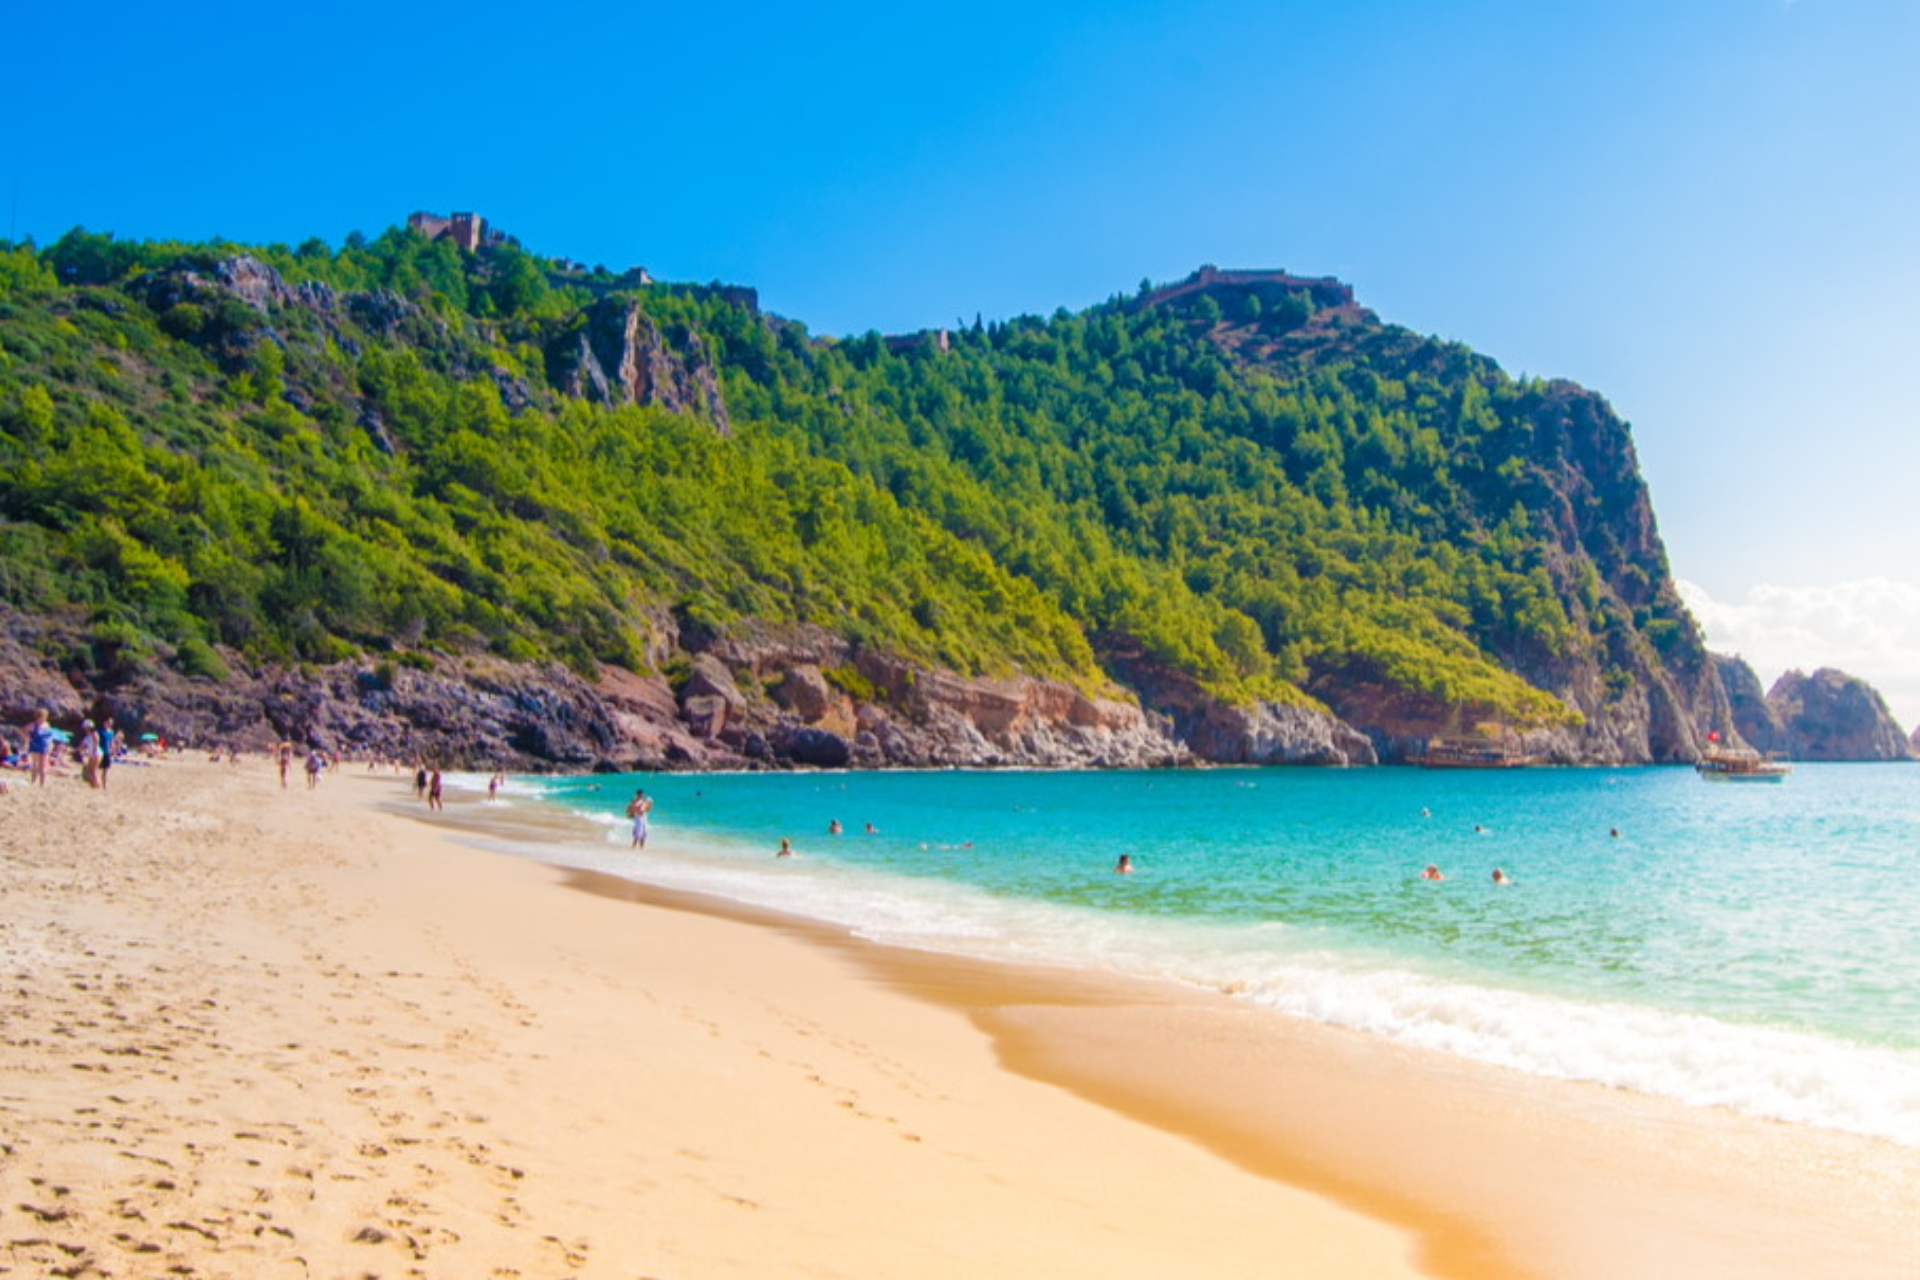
top-left (627, 788), bottom-right (653, 849)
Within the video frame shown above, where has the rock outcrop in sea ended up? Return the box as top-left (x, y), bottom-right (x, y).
top-left (1714, 654), bottom-right (1914, 761)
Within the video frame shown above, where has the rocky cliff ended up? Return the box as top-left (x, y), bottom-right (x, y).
top-left (546, 296), bottom-right (731, 433)
top-left (1199, 297), bottom-right (1732, 765)
top-left (0, 604), bottom-right (1191, 771)
top-left (1712, 653), bottom-right (1787, 753)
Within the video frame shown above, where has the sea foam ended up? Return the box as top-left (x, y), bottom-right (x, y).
top-left (501, 807), bottom-right (1920, 1149)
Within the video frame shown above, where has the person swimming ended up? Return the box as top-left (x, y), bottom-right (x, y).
top-left (1115, 854), bottom-right (1134, 874)
top-left (1420, 864), bottom-right (1444, 881)
top-left (776, 837), bottom-right (795, 858)
top-left (1492, 867), bottom-right (1513, 886)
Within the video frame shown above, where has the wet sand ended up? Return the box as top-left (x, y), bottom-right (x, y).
top-left (2, 757), bottom-right (1914, 1279)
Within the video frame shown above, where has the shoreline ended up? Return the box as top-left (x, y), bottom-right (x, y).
top-left (4, 759), bottom-right (1914, 1279)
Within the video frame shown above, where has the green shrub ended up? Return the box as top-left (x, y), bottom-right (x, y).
top-left (177, 636), bottom-right (230, 681)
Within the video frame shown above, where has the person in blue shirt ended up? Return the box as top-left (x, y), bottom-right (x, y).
top-left (25, 709), bottom-right (54, 787)
top-left (97, 718), bottom-right (118, 791)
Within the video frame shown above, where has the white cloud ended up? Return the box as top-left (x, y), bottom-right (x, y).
top-left (1677, 577), bottom-right (1920, 736)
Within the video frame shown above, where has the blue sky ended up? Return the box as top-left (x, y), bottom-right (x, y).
top-left (11, 0), bottom-right (1920, 725)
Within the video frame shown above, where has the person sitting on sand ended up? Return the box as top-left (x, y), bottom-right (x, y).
top-left (776, 837), bottom-right (795, 858)
top-left (1420, 864), bottom-right (1444, 881)
top-left (1492, 868), bottom-right (1513, 886)
top-left (1115, 853), bottom-right (1134, 874)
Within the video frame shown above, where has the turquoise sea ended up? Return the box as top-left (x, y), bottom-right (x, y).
top-left (495, 764), bottom-right (1920, 1147)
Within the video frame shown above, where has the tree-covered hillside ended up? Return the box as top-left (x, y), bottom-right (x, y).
top-left (0, 221), bottom-right (1719, 763)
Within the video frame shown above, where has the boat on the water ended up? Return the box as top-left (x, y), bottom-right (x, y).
top-left (1414, 736), bottom-right (1539, 769)
top-left (1695, 747), bottom-right (1791, 782)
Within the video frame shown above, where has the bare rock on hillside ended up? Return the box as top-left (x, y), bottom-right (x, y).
top-left (1712, 653), bottom-right (1786, 754)
top-left (1105, 644), bottom-right (1373, 765)
top-left (547, 296), bottom-right (731, 433)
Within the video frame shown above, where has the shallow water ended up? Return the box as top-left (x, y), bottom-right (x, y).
top-left (508, 763), bottom-right (1920, 1145)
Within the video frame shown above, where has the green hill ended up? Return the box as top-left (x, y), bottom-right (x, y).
top-left (0, 221), bottom-right (1728, 766)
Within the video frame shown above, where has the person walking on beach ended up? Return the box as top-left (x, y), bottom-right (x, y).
top-left (25, 710), bottom-right (53, 787)
top-left (305, 748), bottom-right (324, 789)
top-left (77, 719), bottom-right (100, 788)
top-left (427, 769), bottom-right (444, 812)
top-left (627, 788), bottom-right (653, 848)
top-left (96, 718), bottom-right (117, 791)
top-left (278, 742), bottom-right (293, 789)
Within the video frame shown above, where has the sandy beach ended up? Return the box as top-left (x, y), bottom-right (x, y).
top-left (3, 758), bottom-right (1916, 1279)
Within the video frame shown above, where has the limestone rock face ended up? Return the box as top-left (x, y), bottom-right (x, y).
top-left (1713, 653), bottom-right (1787, 753)
top-left (1763, 668), bottom-right (1915, 761)
top-left (1181, 700), bottom-right (1378, 766)
top-left (1107, 646), bottom-right (1374, 766)
top-left (546, 297), bottom-right (731, 433)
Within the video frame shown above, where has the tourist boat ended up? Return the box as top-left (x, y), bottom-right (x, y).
top-left (1413, 736), bottom-right (1539, 769)
top-left (1694, 747), bottom-right (1791, 783)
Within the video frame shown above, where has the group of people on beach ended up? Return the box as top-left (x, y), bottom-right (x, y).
top-left (2, 709), bottom-right (135, 793)
top-left (276, 742), bottom-right (337, 790)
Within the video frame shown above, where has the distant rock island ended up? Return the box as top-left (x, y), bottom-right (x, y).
top-left (1713, 656), bottom-right (1914, 761)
